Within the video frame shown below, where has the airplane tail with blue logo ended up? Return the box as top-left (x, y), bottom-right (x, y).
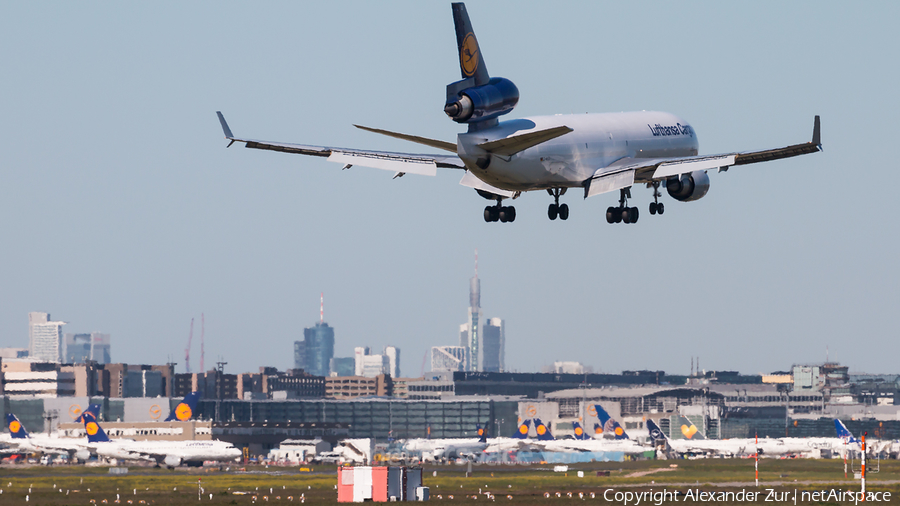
top-left (594, 404), bottom-right (629, 439)
top-left (572, 421), bottom-right (589, 440)
top-left (165, 391), bottom-right (200, 422)
top-left (834, 419), bottom-right (859, 442)
top-left (647, 419), bottom-right (668, 444)
top-left (513, 419), bottom-right (531, 439)
top-left (80, 404), bottom-right (111, 443)
top-left (677, 415), bottom-right (706, 440)
top-left (6, 414), bottom-right (30, 439)
top-left (533, 418), bottom-right (554, 441)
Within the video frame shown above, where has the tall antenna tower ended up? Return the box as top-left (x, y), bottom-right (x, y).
top-left (200, 313), bottom-right (205, 373)
top-left (320, 293), bottom-right (324, 323)
top-left (184, 318), bottom-right (194, 373)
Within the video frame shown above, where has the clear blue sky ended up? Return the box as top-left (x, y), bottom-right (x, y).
top-left (1, 2), bottom-right (897, 376)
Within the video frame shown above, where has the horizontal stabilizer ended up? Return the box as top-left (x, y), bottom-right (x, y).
top-left (354, 125), bottom-right (458, 153)
top-left (477, 126), bottom-right (573, 157)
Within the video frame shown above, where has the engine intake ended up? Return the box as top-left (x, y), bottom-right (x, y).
top-left (444, 77), bottom-right (519, 123)
top-left (666, 171), bottom-right (710, 202)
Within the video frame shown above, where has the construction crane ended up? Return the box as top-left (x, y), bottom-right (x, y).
top-left (184, 318), bottom-right (194, 373)
top-left (200, 313), bottom-right (205, 373)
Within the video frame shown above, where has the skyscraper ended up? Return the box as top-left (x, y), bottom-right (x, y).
top-left (64, 332), bottom-right (111, 364)
top-left (384, 346), bottom-right (400, 378)
top-left (430, 345), bottom-right (469, 372)
top-left (457, 252), bottom-right (505, 372)
top-left (482, 318), bottom-right (505, 372)
top-left (28, 312), bottom-right (66, 362)
top-left (294, 294), bottom-right (334, 377)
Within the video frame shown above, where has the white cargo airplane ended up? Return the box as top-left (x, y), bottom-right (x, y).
top-left (217, 3), bottom-right (821, 224)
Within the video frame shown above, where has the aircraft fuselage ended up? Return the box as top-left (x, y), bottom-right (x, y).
top-left (457, 111), bottom-right (699, 192)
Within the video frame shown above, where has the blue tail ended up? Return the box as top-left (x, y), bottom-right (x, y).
top-left (646, 419), bottom-right (668, 443)
top-left (594, 404), bottom-right (629, 439)
top-left (80, 404), bottom-right (111, 443)
top-left (6, 414), bottom-right (29, 439)
top-left (165, 391), bottom-right (201, 422)
top-left (533, 418), bottom-right (554, 441)
top-left (512, 419), bottom-right (531, 439)
top-left (834, 419), bottom-right (858, 442)
top-left (476, 423), bottom-right (489, 443)
top-left (572, 421), bottom-right (589, 440)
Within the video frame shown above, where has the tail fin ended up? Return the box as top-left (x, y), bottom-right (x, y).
top-left (677, 415), bottom-right (706, 440)
top-left (647, 419), bottom-right (668, 444)
top-left (6, 414), bottom-right (29, 439)
top-left (834, 419), bottom-right (856, 441)
top-left (533, 418), bottom-right (554, 441)
top-left (594, 404), bottom-right (629, 439)
top-left (451, 3), bottom-right (490, 86)
top-left (476, 423), bottom-right (489, 443)
top-left (513, 419), bottom-right (531, 439)
top-left (80, 405), bottom-right (111, 443)
top-left (166, 391), bottom-right (201, 422)
top-left (572, 421), bottom-right (589, 440)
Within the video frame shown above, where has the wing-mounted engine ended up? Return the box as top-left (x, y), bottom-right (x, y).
top-left (444, 77), bottom-right (519, 124)
top-left (164, 455), bottom-right (183, 467)
top-left (666, 170), bottom-right (710, 202)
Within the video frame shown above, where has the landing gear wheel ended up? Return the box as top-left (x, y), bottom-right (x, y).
top-left (614, 208), bottom-right (623, 223)
top-left (622, 208), bottom-right (632, 224)
top-left (548, 203), bottom-right (558, 220)
top-left (657, 202), bottom-right (664, 215)
top-left (484, 207), bottom-right (493, 222)
top-left (630, 206), bottom-right (639, 223)
top-left (606, 207), bottom-right (615, 224)
top-left (558, 203), bottom-right (569, 220)
top-left (649, 202), bottom-right (658, 215)
top-left (500, 206), bottom-right (516, 223)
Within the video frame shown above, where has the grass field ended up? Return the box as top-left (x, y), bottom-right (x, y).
top-left (1, 458), bottom-right (897, 505)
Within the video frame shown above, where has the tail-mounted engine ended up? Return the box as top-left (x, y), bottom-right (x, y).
top-left (444, 77), bottom-right (519, 124)
top-left (666, 170), bottom-right (710, 202)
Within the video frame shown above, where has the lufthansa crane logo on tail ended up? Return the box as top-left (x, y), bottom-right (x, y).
top-left (175, 403), bottom-right (192, 421)
top-left (9, 420), bottom-right (21, 433)
top-left (461, 32), bottom-right (479, 77)
top-left (86, 421), bottom-right (99, 436)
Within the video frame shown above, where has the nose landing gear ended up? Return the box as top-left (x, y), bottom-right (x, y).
top-left (547, 188), bottom-right (569, 221)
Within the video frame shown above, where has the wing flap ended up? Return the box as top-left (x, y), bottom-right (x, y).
top-left (584, 167), bottom-right (635, 198)
top-left (477, 126), bottom-right (573, 156)
top-left (459, 170), bottom-right (516, 198)
top-left (354, 125), bottom-right (457, 153)
top-left (652, 155), bottom-right (735, 179)
top-left (328, 151), bottom-right (437, 176)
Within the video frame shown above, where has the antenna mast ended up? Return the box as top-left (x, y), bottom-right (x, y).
top-left (320, 293), bottom-right (324, 323)
top-left (184, 318), bottom-right (194, 373)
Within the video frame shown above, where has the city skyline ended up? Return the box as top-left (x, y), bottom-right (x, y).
top-left (1, 3), bottom-right (897, 375)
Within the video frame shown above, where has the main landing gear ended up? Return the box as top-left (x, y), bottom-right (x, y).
top-left (649, 181), bottom-right (665, 215)
top-left (484, 199), bottom-right (516, 223)
top-left (547, 188), bottom-right (569, 221)
top-left (606, 188), bottom-right (640, 224)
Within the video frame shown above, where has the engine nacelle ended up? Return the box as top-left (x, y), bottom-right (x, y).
top-left (666, 170), bottom-right (710, 202)
top-left (444, 77), bottom-right (519, 123)
top-left (164, 455), bottom-right (182, 468)
top-left (75, 449), bottom-right (92, 461)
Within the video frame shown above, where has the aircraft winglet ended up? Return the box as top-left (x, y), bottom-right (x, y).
top-left (812, 115), bottom-right (821, 148)
top-left (217, 111), bottom-right (236, 147)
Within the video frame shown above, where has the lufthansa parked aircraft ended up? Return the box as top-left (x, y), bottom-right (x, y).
top-left (217, 3), bottom-right (821, 224)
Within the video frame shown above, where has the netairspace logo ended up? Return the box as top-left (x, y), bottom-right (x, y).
top-left (601, 488), bottom-right (891, 505)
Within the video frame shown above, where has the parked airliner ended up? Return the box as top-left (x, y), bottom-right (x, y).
top-left (217, 3), bottom-right (821, 224)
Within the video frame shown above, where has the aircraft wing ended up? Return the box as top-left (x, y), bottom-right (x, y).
top-left (217, 112), bottom-right (466, 177)
top-left (584, 116), bottom-right (821, 198)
